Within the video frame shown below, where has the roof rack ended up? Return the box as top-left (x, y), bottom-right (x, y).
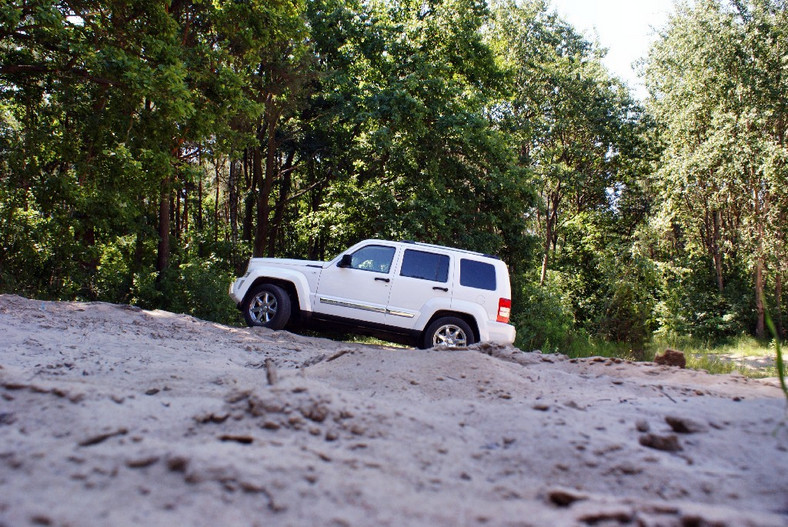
top-left (397, 240), bottom-right (501, 260)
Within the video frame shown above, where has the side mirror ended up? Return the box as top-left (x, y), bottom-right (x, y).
top-left (338, 254), bottom-right (353, 268)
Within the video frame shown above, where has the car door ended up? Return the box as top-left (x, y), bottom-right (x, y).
top-left (313, 243), bottom-right (399, 325)
top-left (385, 247), bottom-right (453, 329)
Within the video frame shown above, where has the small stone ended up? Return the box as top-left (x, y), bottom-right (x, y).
top-left (654, 349), bottom-right (686, 368)
top-left (665, 415), bottom-right (708, 434)
top-left (166, 456), bottom-right (189, 472)
top-left (635, 420), bottom-right (650, 433)
top-left (547, 488), bottom-right (588, 507)
top-left (126, 456), bottom-right (160, 468)
top-left (639, 433), bottom-right (682, 452)
top-left (219, 434), bottom-right (254, 444)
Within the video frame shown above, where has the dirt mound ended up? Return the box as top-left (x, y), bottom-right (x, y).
top-left (1, 295), bottom-right (786, 526)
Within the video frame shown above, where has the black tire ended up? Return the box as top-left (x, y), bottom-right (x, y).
top-left (242, 284), bottom-right (291, 330)
top-left (421, 317), bottom-right (475, 349)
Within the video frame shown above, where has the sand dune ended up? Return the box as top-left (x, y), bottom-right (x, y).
top-left (0, 294), bottom-right (786, 526)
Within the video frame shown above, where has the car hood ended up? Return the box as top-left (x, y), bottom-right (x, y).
top-left (247, 258), bottom-right (327, 270)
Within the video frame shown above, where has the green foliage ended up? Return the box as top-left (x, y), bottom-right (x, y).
top-left (513, 277), bottom-right (576, 353)
top-left (131, 256), bottom-right (239, 326)
top-left (0, 0), bottom-right (785, 361)
top-left (765, 313), bottom-right (787, 401)
top-left (644, 0), bottom-right (788, 340)
top-left (0, 190), bottom-right (53, 296)
top-left (93, 237), bottom-right (137, 304)
top-left (652, 257), bottom-right (753, 341)
top-left (647, 333), bottom-right (779, 378)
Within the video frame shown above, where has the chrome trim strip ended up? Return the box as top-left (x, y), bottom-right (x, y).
top-left (319, 297), bottom-right (415, 318)
top-left (386, 309), bottom-right (415, 319)
top-left (319, 297), bottom-right (386, 314)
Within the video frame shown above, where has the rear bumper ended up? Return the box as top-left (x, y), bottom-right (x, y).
top-left (483, 321), bottom-right (516, 346)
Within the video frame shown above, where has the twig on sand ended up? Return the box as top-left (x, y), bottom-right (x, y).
top-left (659, 386), bottom-right (677, 403)
top-left (327, 349), bottom-right (351, 362)
top-left (265, 358), bottom-right (278, 386)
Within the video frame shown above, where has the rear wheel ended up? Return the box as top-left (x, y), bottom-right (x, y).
top-left (242, 284), bottom-right (291, 330)
top-left (422, 317), bottom-right (475, 349)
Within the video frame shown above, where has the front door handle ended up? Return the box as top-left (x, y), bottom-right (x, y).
top-left (375, 277), bottom-right (390, 283)
top-left (433, 286), bottom-right (449, 292)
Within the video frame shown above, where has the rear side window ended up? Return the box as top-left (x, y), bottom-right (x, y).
top-left (460, 259), bottom-right (497, 291)
top-left (400, 249), bottom-right (450, 283)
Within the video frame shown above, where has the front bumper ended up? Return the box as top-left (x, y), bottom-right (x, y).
top-left (228, 278), bottom-right (245, 306)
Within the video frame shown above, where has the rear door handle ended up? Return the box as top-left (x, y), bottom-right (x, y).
top-left (375, 277), bottom-right (390, 283)
top-left (433, 287), bottom-right (449, 292)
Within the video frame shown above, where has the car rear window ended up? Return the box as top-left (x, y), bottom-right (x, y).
top-left (400, 249), bottom-right (450, 283)
top-left (460, 259), bottom-right (497, 291)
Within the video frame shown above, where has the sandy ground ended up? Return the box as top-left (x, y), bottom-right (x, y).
top-left (0, 294), bottom-right (786, 527)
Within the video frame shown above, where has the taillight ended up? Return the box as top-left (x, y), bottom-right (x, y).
top-left (497, 298), bottom-right (511, 323)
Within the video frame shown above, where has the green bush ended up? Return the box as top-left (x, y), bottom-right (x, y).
top-left (513, 278), bottom-right (576, 352)
top-left (93, 237), bottom-right (136, 303)
top-left (654, 259), bottom-right (751, 342)
top-left (131, 256), bottom-right (240, 326)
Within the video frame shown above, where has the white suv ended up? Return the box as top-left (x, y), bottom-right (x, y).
top-left (229, 239), bottom-right (515, 348)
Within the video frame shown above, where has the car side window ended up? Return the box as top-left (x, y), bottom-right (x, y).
top-left (459, 259), bottom-right (497, 291)
top-left (400, 249), bottom-right (450, 283)
top-left (349, 245), bottom-right (396, 274)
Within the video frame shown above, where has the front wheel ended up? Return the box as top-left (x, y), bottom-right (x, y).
top-left (242, 284), bottom-right (291, 330)
top-left (422, 317), bottom-right (475, 349)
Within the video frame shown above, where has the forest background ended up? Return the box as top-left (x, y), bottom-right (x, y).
top-left (1, 0), bottom-right (786, 360)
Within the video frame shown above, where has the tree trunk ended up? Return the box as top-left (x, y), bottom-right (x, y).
top-left (539, 237), bottom-right (551, 287)
top-left (228, 159), bottom-right (238, 247)
top-left (776, 271), bottom-right (784, 341)
top-left (182, 183), bottom-right (189, 235)
top-left (156, 179), bottom-right (171, 278)
top-left (254, 106), bottom-right (280, 257)
top-left (242, 148), bottom-right (257, 243)
top-left (197, 175), bottom-right (203, 231)
top-left (713, 209), bottom-right (724, 293)
top-left (213, 161), bottom-right (220, 243)
top-left (267, 149), bottom-right (295, 257)
top-left (252, 146), bottom-right (266, 257)
top-left (752, 171), bottom-right (767, 340)
top-left (174, 186), bottom-right (181, 237)
top-left (539, 193), bottom-right (559, 287)
top-left (754, 256), bottom-right (765, 339)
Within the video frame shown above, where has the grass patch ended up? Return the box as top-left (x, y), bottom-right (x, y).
top-left (561, 336), bottom-right (639, 361)
top-left (646, 334), bottom-right (778, 378)
top-left (549, 332), bottom-right (779, 378)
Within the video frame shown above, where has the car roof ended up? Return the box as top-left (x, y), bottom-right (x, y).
top-left (361, 239), bottom-right (502, 261)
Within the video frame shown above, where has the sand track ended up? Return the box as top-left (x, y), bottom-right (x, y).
top-left (0, 294), bottom-right (786, 526)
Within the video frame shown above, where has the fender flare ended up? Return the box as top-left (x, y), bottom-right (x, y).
top-left (414, 299), bottom-right (488, 342)
top-left (240, 269), bottom-right (314, 312)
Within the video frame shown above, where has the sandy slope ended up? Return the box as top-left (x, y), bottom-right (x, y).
top-left (0, 294), bottom-right (786, 527)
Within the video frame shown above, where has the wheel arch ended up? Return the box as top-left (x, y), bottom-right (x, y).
top-left (244, 277), bottom-right (302, 318)
top-left (422, 310), bottom-right (480, 343)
